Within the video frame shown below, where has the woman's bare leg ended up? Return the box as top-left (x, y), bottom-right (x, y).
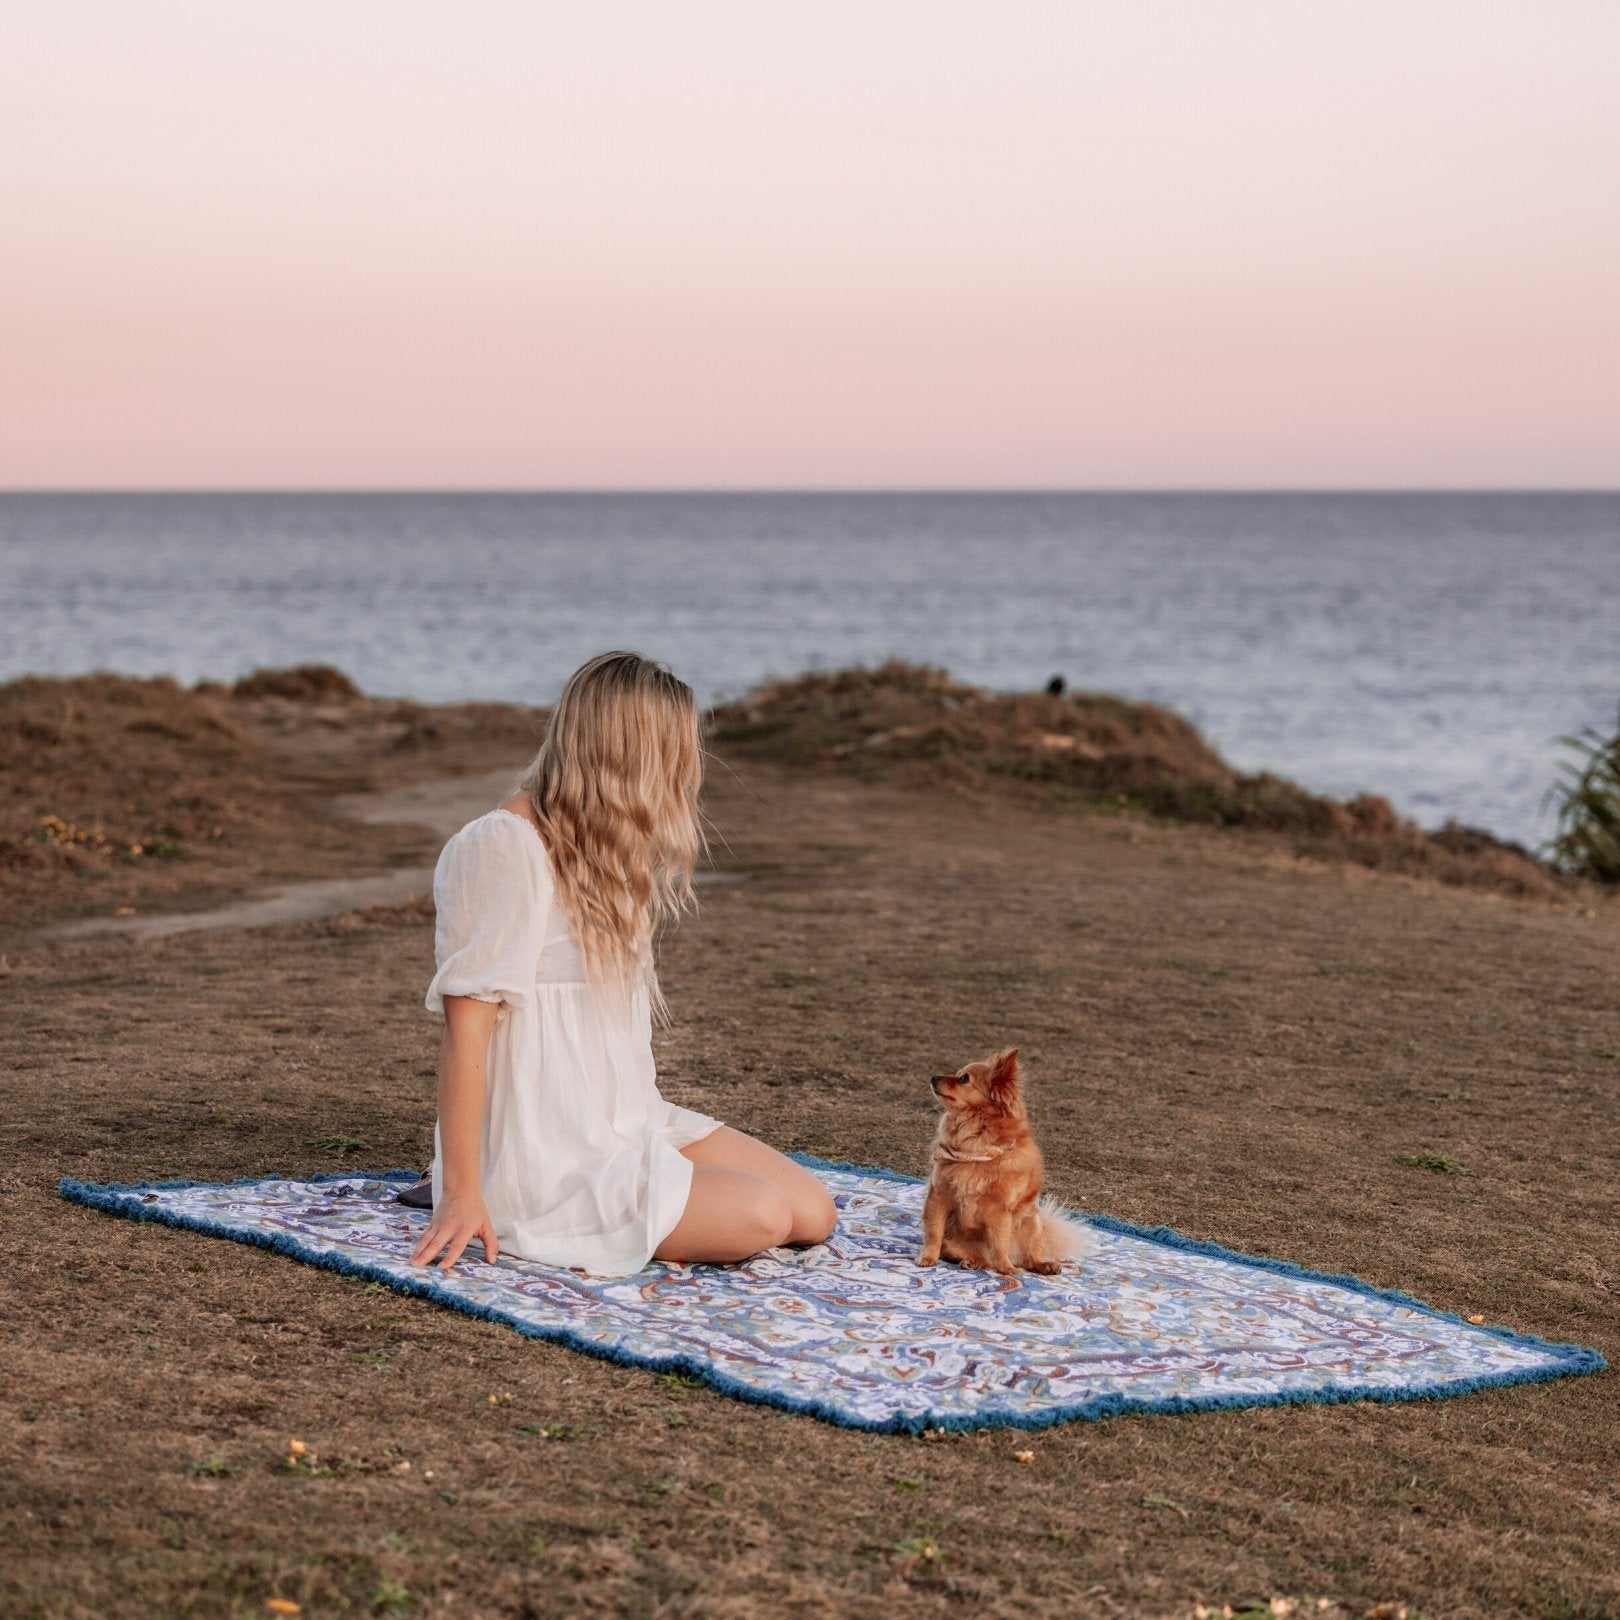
top-left (680, 1126), bottom-right (837, 1246)
top-left (653, 1166), bottom-right (794, 1263)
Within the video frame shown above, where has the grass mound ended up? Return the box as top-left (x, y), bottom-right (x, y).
top-left (0, 668), bottom-right (549, 933)
top-left (711, 662), bottom-right (1564, 899)
top-left (2, 660), bottom-right (1572, 931)
top-left (0, 672), bottom-right (374, 931)
top-left (231, 663), bottom-right (364, 702)
top-left (1, 673), bottom-right (272, 892)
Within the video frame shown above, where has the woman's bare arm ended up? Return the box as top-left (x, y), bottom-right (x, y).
top-left (408, 994), bottom-right (501, 1270)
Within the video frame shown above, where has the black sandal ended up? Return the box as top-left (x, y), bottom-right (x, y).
top-left (396, 1168), bottom-right (433, 1210)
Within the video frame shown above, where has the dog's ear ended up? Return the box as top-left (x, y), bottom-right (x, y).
top-left (986, 1047), bottom-right (1021, 1108)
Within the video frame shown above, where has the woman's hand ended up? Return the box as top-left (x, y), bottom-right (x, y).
top-left (409, 1188), bottom-right (500, 1271)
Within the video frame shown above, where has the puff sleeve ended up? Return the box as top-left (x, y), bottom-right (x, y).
top-left (424, 813), bottom-right (549, 1014)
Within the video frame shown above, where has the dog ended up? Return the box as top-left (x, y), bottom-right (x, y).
top-left (916, 1047), bottom-right (1086, 1274)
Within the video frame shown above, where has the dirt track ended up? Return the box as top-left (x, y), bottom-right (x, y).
top-left (43, 770), bottom-right (519, 941)
top-left (47, 770), bottom-right (743, 943)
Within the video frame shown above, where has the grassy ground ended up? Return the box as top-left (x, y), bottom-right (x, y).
top-left (3, 674), bottom-right (1617, 1618)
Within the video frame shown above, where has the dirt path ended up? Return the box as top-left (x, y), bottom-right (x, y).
top-left (45, 770), bottom-right (514, 942)
top-left (330, 769), bottom-right (524, 841)
top-left (48, 768), bottom-right (742, 942)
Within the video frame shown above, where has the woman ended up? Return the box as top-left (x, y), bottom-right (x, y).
top-left (408, 651), bottom-right (837, 1276)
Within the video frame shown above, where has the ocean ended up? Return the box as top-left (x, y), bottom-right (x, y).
top-left (1, 490), bottom-right (1615, 851)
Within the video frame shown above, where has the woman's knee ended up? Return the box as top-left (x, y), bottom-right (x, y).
top-left (791, 1181), bottom-right (837, 1245)
top-left (658, 1168), bottom-right (791, 1263)
top-left (742, 1180), bottom-right (795, 1251)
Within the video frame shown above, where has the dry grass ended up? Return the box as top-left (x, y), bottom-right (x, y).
top-left (3, 671), bottom-right (1618, 1618)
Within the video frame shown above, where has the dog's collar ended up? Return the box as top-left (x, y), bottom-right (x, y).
top-left (934, 1142), bottom-right (1007, 1164)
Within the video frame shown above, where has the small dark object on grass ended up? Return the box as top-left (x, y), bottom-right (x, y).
top-left (1046, 674), bottom-right (1065, 696)
top-left (1395, 1151), bottom-right (1470, 1176)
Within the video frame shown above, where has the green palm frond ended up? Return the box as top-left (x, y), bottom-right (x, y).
top-left (1542, 709), bottom-right (1620, 883)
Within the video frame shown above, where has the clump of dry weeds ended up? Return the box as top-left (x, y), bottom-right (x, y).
top-left (230, 662), bottom-right (365, 703)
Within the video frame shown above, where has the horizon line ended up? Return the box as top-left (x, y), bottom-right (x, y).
top-left (4, 484), bottom-right (1619, 499)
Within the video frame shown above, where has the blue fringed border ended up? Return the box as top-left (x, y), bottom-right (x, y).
top-left (57, 1154), bottom-right (1605, 1435)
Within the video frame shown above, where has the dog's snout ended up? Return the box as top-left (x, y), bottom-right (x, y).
top-left (929, 1074), bottom-right (954, 1093)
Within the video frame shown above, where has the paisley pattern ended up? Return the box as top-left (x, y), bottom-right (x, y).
top-left (62, 1162), bottom-right (1601, 1431)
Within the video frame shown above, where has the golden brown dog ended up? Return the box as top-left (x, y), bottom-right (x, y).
top-left (916, 1047), bottom-right (1084, 1274)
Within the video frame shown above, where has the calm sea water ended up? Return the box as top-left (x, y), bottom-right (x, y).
top-left (1, 491), bottom-right (1616, 850)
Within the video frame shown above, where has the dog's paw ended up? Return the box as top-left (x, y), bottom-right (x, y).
top-left (1026, 1260), bottom-right (1062, 1276)
top-left (915, 1252), bottom-right (938, 1268)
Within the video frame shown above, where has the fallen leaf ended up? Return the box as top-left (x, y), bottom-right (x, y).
top-left (1141, 1491), bottom-right (1190, 1519)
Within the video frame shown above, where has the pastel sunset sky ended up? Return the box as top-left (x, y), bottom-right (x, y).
top-left (3, 1), bottom-right (1616, 489)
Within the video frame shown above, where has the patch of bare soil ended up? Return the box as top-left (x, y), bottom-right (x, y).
top-left (3, 672), bottom-right (1617, 1618)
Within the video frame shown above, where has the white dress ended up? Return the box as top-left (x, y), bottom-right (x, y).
top-left (424, 808), bottom-right (721, 1277)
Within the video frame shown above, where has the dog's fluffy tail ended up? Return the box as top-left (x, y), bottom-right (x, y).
top-left (1038, 1194), bottom-right (1099, 1262)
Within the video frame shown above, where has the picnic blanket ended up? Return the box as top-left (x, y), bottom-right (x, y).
top-left (59, 1156), bottom-right (1603, 1433)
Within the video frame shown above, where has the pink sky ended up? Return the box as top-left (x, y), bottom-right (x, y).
top-left (2, 1), bottom-right (1616, 489)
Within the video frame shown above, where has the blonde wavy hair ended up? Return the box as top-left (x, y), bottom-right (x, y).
top-left (518, 652), bottom-right (704, 1007)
